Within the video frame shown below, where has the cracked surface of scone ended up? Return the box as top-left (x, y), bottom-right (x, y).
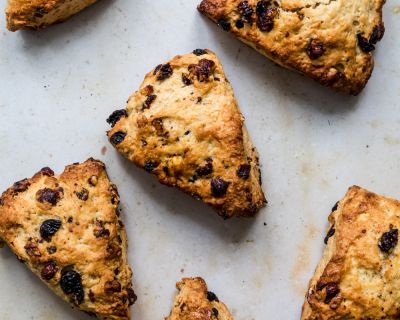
top-left (198, 0), bottom-right (386, 95)
top-left (302, 186), bottom-right (400, 320)
top-left (107, 49), bottom-right (266, 219)
top-left (6, 0), bottom-right (97, 31)
top-left (165, 277), bottom-right (234, 320)
top-left (0, 159), bottom-right (136, 319)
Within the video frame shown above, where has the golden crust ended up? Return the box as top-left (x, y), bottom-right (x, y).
top-left (198, 0), bottom-right (386, 95)
top-left (0, 159), bottom-right (135, 319)
top-left (302, 186), bottom-right (400, 319)
top-left (6, 0), bottom-right (98, 31)
top-left (165, 277), bottom-right (234, 320)
top-left (107, 50), bottom-right (266, 219)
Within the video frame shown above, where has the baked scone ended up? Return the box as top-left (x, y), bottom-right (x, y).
top-left (6, 0), bottom-right (97, 31)
top-left (0, 159), bottom-right (136, 319)
top-left (107, 49), bottom-right (266, 219)
top-left (198, 0), bottom-right (386, 95)
top-left (302, 186), bottom-right (400, 319)
top-left (165, 277), bottom-right (234, 320)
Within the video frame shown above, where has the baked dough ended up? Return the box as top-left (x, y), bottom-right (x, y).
top-left (302, 186), bottom-right (400, 319)
top-left (107, 49), bottom-right (266, 219)
top-left (165, 277), bottom-right (234, 320)
top-left (198, 0), bottom-right (386, 95)
top-left (0, 159), bottom-right (135, 319)
top-left (6, 0), bottom-right (97, 31)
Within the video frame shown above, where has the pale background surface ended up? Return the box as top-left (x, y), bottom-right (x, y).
top-left (0, 1), bottom-right (399, 319)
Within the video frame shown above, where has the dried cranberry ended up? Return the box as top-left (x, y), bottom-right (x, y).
top-left (40, 219), bottom-right (62, 241)
top-left (193, 49), bottom-right (208, 56)
top-left (107, 110), bottom-right (127, 127)
top-left (189, 59), bottom-right (216, 82)
top-left (75, 188), bottom-right (89, 201)
top-left (238, 1), bottom-right (254, 23)
top-left (127, 288), bottom-right (137, 305)
top-left (207, 291), bottom-right (219, 302)
top-left (357, 34), bottom-right (375, 53)
top-left (41, 261), bottom-right (58, 281)
top-left (156, 64), bottom-right (173, 81)
top-left (218, 19), bottom-right (231, 31)
top-left (60, 269), bottom-right (84, 304)
top-left (12, 179), bottom-right (30, 193)
top-left (324, 225), bottom-right (335, 244)
top-left (110, 132), bottom-right (126, 145)
top-left (24, 241), bottom-right (41, 257)
top-left (324, 283), bottom-right (340, 304)
top-left (211, 177), bottom-right (229, 197)
top-left (143, 161), bottom-right (159, 172)
top-left (142, 94), bottom-right (157, 110)
top-left (36, 188), bottom-right (62, 206)
top-left (379, 227), bottom-right (398, 253)
top-left (237, 164), bottom-right (251, 179)
top-left (196, 161), bottom-right (213, 177)
top-left (40, 167), bottom-right (54, 176)
top-left (104, 280), bottom-right (122, 293)
top-left (306, 39), bottom-right (325, 59)
top-left (370, 23), bottom-right (385, 44)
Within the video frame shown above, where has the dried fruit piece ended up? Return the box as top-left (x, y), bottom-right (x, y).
top-left (196, 160), bottom-right (213, 177)
top-left (307, 39), bottom-right (325, 59)
top-left (193, 49), bottom-right (208, 56)
top-left (237, 164), bottom-right (251, 180)
top-left (110, 132), bottom-right (127, 145)
top-left (378, 227), bottom-right (398, 253)
top-left (12, 179), bottom-right (30, 193)
top-left (41, 261), bottom-right (58, 281)
top-left (40, 219), bottom-right (62, 241)
top-left (144, 161), bottom-right (159, 172)
top-left (104, 280), bottom-right (122, 293)
top-left (211, 177), bottom-right (229, 197)
top-left (207, 291), bottom-right (219, 302)
top-left (60, 269), bottom-right (84, 305)
top-left (40, 167), bottom-right (55, 176)
top-left (238, 1), bottom-right (254, 23)
top-left (156, 63), bottom-right (173, 81)
top-left (256, 2), bottom-right (277, 32)
top-left (142, 94), bottom-right (157, 110)
top-left (36, 188), bottom-right (62, 206)
top-left (218, 18), bottom-right (231, 31)
top-left (107, 109), bottom-right (128, 127)
top-left (189, 59), bottom-right (216, 82)
top-left (357, 34), bottom-right (375, 53)
top-left (370, 23), bottom-right (385, 44)
top-left (324, 225), bottom-right (335, 244)
top-left (324, 283), bottom-right (340, 304)
top-left (75, 188), bottom-right (89, 201)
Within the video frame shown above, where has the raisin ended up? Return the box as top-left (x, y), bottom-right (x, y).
top-left (40, 219), bottom-right (62, 241)
top-left (324, 225), bottom-right (335, 244)
top-left (40, 167), bottom-right (54, 176)
top-left (142, 94), bottom-right (157, 110)
top-left (110, 132), bottom-right (126, 145)
top-left (357, 34), bottom-right (375, 53)
top-left (306, 39), bottom-right (325, 59)
top-left (24, 241), bottom-right (41, 257)
top-left (193, 49), bottom-right (208, 56)
top-left (75, 188), bottom-right (89, 201)
top-left (107, 110), bottom-right (127, 127)
top-left (188, 59), bottom-right (216, 82)
top-left (211, 177), bottom-right (229, 197)
top-left (104, 280), bottom-right (122, 293)
top-left (218, 19), bottom-right (231, 31)
top-left (144, 161), bottom-right (159, 172)
top-left (236, 20), bottom-right (245, 28)
top-left (207, 291), bottom-right (219, 302)
top-left (196, 161), bottom-right (213, 177)
top-left (88, 175), bottom-right (98, 186)
top-left (256, 3), bottom-right (277, 32)
top-left (256, 0), bottom-right (268, 15)
top-left (153, 64), bottom-right (162, 75)
top-left (378, 227), bottom-right (398, 253)
top-left (47, 246), bottom-right (57, 254)
top-left (12, 179), bottom-right (30, 193)
top-left (127, 288), bottom-right (137, 306)
top-left (237, 164), bottom-right (251, 179)
top-left (212, 308), bottom-right (219, 317)
top-left (370, 23), bottom-right (385, 44)
top-left (36, 188), bottom-right (62, 206)
top-left (331, 201), bottom-right (339, 212)
top-left (60, 269), bottom-right (84, 304)
top-left (156, 63), bottom-right (173, 81)
top-left (152, 118), bottom-right (166, 136)
top-left (238, 1), bottom-right (254, 23)
top-left (182, 74), bottom-right (193, 86)
top-left (41, 261), bottom-right (58, 281)
top-left (94, 221), bottom-right (110, 238)
top-left (324, 283), bottom-right (340, 304)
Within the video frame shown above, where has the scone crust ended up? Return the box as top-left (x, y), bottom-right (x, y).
top-left (6, 0), bottom-right (97, 31)
top-left (165, 277), bottom-right (234, 320)
top-left (302, 186), bottom-right (400, 319)
top-left (0, 159), bottom-right (135, 319)
top-left (107, 50), bottom-right (266, 218)
top-left (198, 0), bottom-right (386, 95)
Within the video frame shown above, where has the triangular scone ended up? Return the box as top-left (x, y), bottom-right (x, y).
top-left (302, 186), bottom-right (400, 319)
top-left (165, 277), bottom-right (234, 320)
top-left (0, 159), bottom-right (136, 319)
top-left (6, 0), bottom-right (97, 31)
top-left (107, 50), bottom-right (266, 219)
top-left (198, 0), bottom-right (386, 95)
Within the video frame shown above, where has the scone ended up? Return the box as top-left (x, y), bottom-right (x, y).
top-left (302, 186), bottom-right (400, 319)
top-left (165, 277), bottom-right (234, 320)
top-left (198, 0), bottom-right (386, 95)
top-left (0, 159), bottom-right (136, 319)
top-left (6, 0), bottom-right (97, 31)
top-left (107, 49), bottom-right (266, 219)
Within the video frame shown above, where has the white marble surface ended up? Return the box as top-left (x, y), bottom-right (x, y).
top-left (0, 1), bottom-right (400, 319)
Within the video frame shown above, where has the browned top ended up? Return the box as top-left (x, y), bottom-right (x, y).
top-left (0, 159), bottom-right (135, 319)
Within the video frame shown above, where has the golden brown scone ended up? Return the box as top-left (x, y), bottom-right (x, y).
top-left (198, 0), bottom-right (386, 95)
top-left (106, 49), bottom-right (266, 219)
top-left (302, 186), bottom-right (400, 320)
top-left (165, 277), bottom-right (234, 320)
top-left (6, 0), bottom-right (97, 31)
top-left (0, 159), bottom-right (136, 319)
